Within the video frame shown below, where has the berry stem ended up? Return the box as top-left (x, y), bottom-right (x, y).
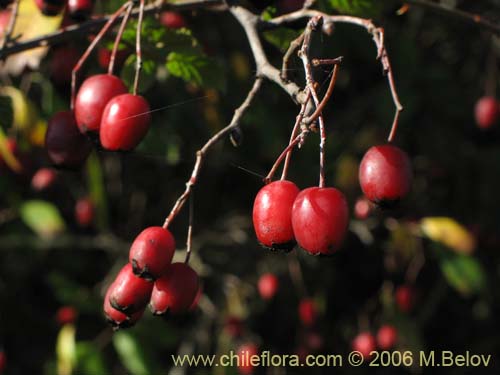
top-left (184, 192), bottom-right (194, 264)
top-left (71, 1), bottom-right (132, 109)
top-left (266, 130), bottom-right (308, 183)
top-left (132, 0), bottom-right (145, 96)
top-left (108, 2), bottom-right (133, 75)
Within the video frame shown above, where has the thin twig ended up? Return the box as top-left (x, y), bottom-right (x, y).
top-left (0, 0), bottom-right (20, 53)
top-left (281, 33), bottom-right (304, 82)
top-left (108, 2), bottom-right (133, 75)
top-left (133, 0), bottom-right (145, 95)
top-left (184, 191), bottom-right (194, 264)
top-left (162, 78), bottom-right (263, 228)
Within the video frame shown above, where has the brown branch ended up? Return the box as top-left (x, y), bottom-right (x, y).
top-left (108, 2), bottom-right (133, 75)
top-left (304, 62), bottom-right (340, 125)
top-left (162, 78), bottom-right (263, 228)
top-left (281, 33), bottom-right (304, 82)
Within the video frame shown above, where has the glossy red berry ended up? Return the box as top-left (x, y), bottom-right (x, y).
top-left (50, 46), bottom-right (80, 86)
top-left (108, 263), bottom-right (153, 314)
top-left (237, 343), bottom-right (258, 375)
top-left (253, 180), bottom-right (299, 251)
top-left (45, 111), bottom-right (92, 168)
top-left (257, 273), bottom-right (279, 300)
top-left (160, 11), bottom-right (186, 29)
top-left (359, 144), bottom-right (412, 206)
top-left (100, 94), bottom-right (151, 151)
top-left (75, 197), bottom-right (94, 227)
top-left (395, 285), bottom-right (414, 312)
top-left (354, 196), bottom-right (372, 220)
top-left (129, 226), bottom-right (176, 280)
top-left (475, 96), bottom-right (499, 129)
top-left (376, 324), bottom-right (398, 350)
top-left (56, 306), bottom-right (77, 325)
top-left (150, 263), bottom-right (199, 315)
top-left (67, 0), bottom-right (93, 21)
top-left (31, 168), bottom-right (57, 191)
top-left (352, 332), bottom-right (376, 358)
top-left (104, 284), bottom-right (144, 330)
top-left (0, 11), bottom-right (11, 34)
top-left (291, 187), bottom-right (349, 255)
top-left (35, 0), bottom-right (65, 16)
top-left (298, 298), bottom-right (317, 327)
top-left (74, 74), bottom-right (128, 134)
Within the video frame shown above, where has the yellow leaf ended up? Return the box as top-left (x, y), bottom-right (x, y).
top-left (0, 86), bottom-right (38, 131)
top-left (420, 217), bottom-right (476, 255)
top-left (56, 324), bottom-right (76, 375)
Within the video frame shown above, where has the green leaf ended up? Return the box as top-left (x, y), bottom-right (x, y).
top-left (438, 251), bottom-right (486, 296)
top-left (20, 200), bottom-right (65, 238)
top-left (166, 51), bottom-right (226, 91)
top-left (75, 342), bottom-right (109, 375)
top-left (113, 331), bottom-right (154, 375)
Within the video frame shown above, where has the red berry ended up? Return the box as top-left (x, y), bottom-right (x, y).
top-left (257, 273), bottom-right (279, 300)
top-left (45, 111), bottom-right (92, 168)
top-left (99, 93), bottom-right (151, 151)
top-left (35, 0), bottom-right (65, 16)
top-left (0, 11), bottom-right (11, 35)
top-left (97, 47), bottom-right (130, 71)
top-left (56, 306), bottom-right (77, 325)
top-left (188, 283), bottom-right (202, 311)
top-left (298, 298), bottom-right (317, 327)
top-left (395, 285), bottom-right (414, 313)
top-left (352, 332), bottom-right (376, 358)
top-left (475, 96), bottom-right (499, 129)
top-left (252, 180), bottom-right (299, 251)
top-left (160, 11), bottom-right (186, 29)
top-left (129, 226), bottom-right (176, 280)
top-left (150, 263), bottom-right (199, 315)
top-left (67, 0), bottom-right (93, 21)
top-left (237, 343), bottom-right (258, 375)
top-left (74, 74), bottom-right (128, 134)
top-left (108, 263), bottom-right (153, 314)
top-left (224, 316), bottom-right (244, 338)
top-left (0, 350), bottom-right (5, 373)
top-left (354, 196), bottom-right (372, 220)
top-left (376, 325), bottom-right (398, 350)
top-left (359, 144), bottom-right (412, 206)
top-left (103, 284), bottom-right (144, 330)
top-left (75, 197), bottom-right (94, 227)
top-left (291, 187), bottom-right (349, 255)
top-left (50, 46), bottom-right (80, 86)
top-left (31, 168), bottom-right (57, 191)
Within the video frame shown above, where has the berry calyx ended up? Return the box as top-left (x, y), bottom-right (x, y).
top-left (34, 0), bottom-right (65, 16)
top-left (160, 11), bottom-right (186, 29)
top-left (298, 298), bottom-right (317, 327)
top-left (352, 332), bottom-right (376, 358)
top-left (108, 263), bottom-right (153, 314)
top-left (67, 0), bottom-right (93, 21)
top-left (257, 273), bottom-right (279, 300)
top-left (252, 180), bottom-right (299, 251)
top-left (129, 226), bottom-right (176, 280)
top-left (475, 96), bottom-right (499, 129)
top-left (376, 324), bottom-right (398, 350)
top-left (359, 144), bottom-right (412, 206)
top-left (237, 343), bottom-right (258, 375)
top-left (291, 187), bottom-right (349, 255)
top-left (99, 93), bottom-right (151, 151)
top-left (149, 263), bottom-right (199, 315)
top-left (103, 284), bottom-right (144, 330)
top-left (45, 111), bottom-right (92, 168)
top-left (74, 74), bottom-right (128, 134)
top-left (395, 285), bottom-right (415, 313)
top-left (75, 197), bottom-right (94, 227)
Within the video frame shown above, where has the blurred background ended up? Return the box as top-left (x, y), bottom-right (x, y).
top-left (1, 0), bottom-right (500, 374)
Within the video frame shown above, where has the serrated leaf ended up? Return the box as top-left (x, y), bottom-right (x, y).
top-left (438, 251), bottom-right (486, 296)
top-left (113, 331), bottom-right (154, 375)
top-left (166, 51), bottom-right (226, 90)
top-left (263, 28), bottom-right (303, 53)
top-left (20, 200), bottom-right (65, 238)
top-left (56, 324), bottom-right (76, 375)
top-left (421, 217), bottom-right (476, 254)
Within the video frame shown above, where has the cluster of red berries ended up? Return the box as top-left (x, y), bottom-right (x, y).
top-left (475, 96), bottom-right (499, 130)
top-left (34, 0), bottom-right (93, 20)
top-left (352, 324), bottom-right (398, 358)
top-left (253, 144), bottom-right (412, 254)
top-left (103, 226), bottom-right (199, 329)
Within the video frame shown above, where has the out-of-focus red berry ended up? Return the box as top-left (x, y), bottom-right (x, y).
top-left (75, 197), bottom-right (94, 227)
top-left (56, 306), bottom-right (77, 325)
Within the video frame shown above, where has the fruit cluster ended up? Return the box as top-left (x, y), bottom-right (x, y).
top-left (252, 144), bottom-right (412, 255)
top-left (103, 226), bottom-right (199, 330)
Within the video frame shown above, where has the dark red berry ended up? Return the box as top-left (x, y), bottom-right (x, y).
top-left (359, 144), bottom-right (412, 206)
top-left (237, 343), bottom-right (258, 375)
top-left (475, 96), bottom-right (499, 129)
top-left (67, 0), bottom-right (93, 21)
top-left (354, 196), bottom-right (372, 220)
top-left (395, 285), bottom-right (414, 313)
top-left (50, 46), bottom-right (80, 86)
top-left (56, 306), bottom-right (77, 325)
top-left (376, 324), bottom-right (398, 350)
top-left (108, 263), bottom-right (153, 314)
top-left (298, 298), bottom-right (317, 327)
top-left (74, 74), bottom-right (128, 134)
top-left (188, 283), bottom-right (202, 311)
top-left (99, 94), bottom-right (151, 151)
top-left (104, 284), bottom-right (144, 330)
top-left (45, 111), bottom-right (92, 168)
top-left (257, 273), bottom-right (279, 300)
top-left (75, 197), bottom-right (94, 227)
top-left (129, 226), bottom-right (176, 280)
top-left (97, 47), bottom-right (130, 71)
top-left (160, 11), bottom-right (186, 29)
top-left (291, 187), bottom-right (349, 255)
top-left (252, 180), bottom-right (299, 251)
top-left (150, 263), bottom-right (199, 315)
top-left (352, 332), bottom-right (376, 358)
top-left (35, 0), bottom-right (65, 16)
top-left (224, 316), bottom-right (243, 338)
top-left (31, 168), bottom-right (57, 191)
